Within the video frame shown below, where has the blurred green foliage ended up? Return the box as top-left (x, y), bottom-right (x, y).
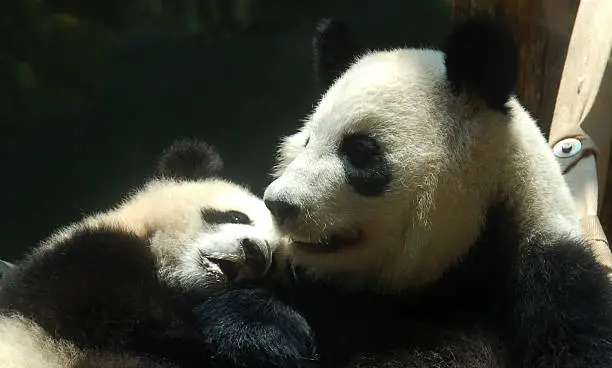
top-left (1, 0), bottom-right (113, 125)
top-left (0, 0), bottom-right (347, 127)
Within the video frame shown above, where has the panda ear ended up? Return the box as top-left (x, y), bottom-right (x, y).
top-left (443, 17), bottom-right (518, 112)
top-left (156, 139), bottom-right (223, 180)
top-left (313, 18), bottom-right (363, 89)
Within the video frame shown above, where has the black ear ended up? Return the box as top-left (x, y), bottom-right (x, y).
top-left (443, 17), bottom-right (517, 112)
top-left (156, 139), bottom-right (223, 180)
top-left (313, 19), bottom-right (363, 89)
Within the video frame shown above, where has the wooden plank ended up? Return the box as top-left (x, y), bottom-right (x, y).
top-left (549, 0), bottom-right (612, 244)
top-left (548, 0), bottom-right (612, 145)
top-left (551, 0), bottom-right (612, 245)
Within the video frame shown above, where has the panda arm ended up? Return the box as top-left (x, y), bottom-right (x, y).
top-left (507, 235), bottom-right (612, 367)
top-left (193, 287), bottom-right (318, 368)
top-left (0, 226), bottom-right (212, 366)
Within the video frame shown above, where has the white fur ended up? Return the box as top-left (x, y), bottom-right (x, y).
top-left (265, 48), bottom-right (580, 292)
top-left (0, 314), bottom-right (80, 367)
top-left (0, 314), bottom-right (172, 367)
top-left (1, 177), bottom-right (284, 365)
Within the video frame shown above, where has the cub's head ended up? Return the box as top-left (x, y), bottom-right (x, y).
top-left (263, 19), bottom-right (565, 291)
top-left (108, 139), bottom-right (284, 299)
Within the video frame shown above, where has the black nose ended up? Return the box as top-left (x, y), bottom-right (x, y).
top-left (264, 200), bottom-right (300, 224)
top-left (240, 239), bottom-right (270, 278)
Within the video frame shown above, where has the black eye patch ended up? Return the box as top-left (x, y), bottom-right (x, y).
top-left (339, 132), bottom-right (391, 197)
top-left (201, 210), bottom-right (252, 225)
top-left (340, 133), bottom-right (382, 168)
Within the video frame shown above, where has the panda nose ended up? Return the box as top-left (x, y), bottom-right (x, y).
top-left (240, 238), bottom-right (271, 278)
top-left (264, 200), bottom-right (301, 224)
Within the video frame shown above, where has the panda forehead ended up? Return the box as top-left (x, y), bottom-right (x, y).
top-left (307, 49), bottom-right (447, 136)
top-left (332, 48), bottom-right (446, 99)
top-left (135, 179), bottom-right (270, 222)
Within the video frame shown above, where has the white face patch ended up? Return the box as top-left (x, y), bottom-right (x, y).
top-left (115, 178), bottom-right (285, 299)
top-left (264, 49), bottom-right (465, 289)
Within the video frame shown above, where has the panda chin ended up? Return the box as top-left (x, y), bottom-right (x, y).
top-left (291, 232), bottom-right (362, 253)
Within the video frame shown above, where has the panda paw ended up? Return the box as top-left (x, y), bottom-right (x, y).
top-left (194, 288), bottom-right (318, 368)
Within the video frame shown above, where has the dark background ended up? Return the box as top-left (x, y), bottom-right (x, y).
top-left (0, 0), bottom-right (451, 261)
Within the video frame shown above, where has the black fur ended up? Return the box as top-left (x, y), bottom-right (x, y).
top-left (218, 201), bottom-right (612, 367)
top-left (339, 133), bottom-right (391, 197)
top-left (0, 227), bottom-right (213, 366)
top-left (504, 236), bottom-right (612, 367)
top-left (156, 138), bottom-right (224, 180)
top-left (443, 17), bottom-right (518, 112)
top-left (195, 288), bottom-right (317, 368)
top-left (313, 19), bottom-right (363, 90)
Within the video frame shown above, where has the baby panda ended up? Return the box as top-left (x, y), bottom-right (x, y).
top-left (0, 139), bottom-right (316, 368)
top-left (259, 18), bottom-right (612, 367)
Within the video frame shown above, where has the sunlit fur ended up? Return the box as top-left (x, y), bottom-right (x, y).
top-left (0, 314), bottom-right (80, 368)
top-left (0, 314), bottom-right (171, 368)
top-left (0, 172), bottom-right (284, 366)
top-left (40, 177), bottom-right (281, 297)
top-left (267, 49), bottom-right (579, 293)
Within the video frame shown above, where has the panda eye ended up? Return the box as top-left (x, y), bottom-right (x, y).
top-left (201, 210), bottom-right (252, 225)
top-left (339, 133), bottom-right (382, 169)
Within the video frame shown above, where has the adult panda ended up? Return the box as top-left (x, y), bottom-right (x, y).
top-left (261, 17), bottom-right (612, 367)
top-left (0, 139), bottom-right (316, 368)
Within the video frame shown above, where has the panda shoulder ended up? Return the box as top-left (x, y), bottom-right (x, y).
top-left (0, 224), bottom-right (157, 318)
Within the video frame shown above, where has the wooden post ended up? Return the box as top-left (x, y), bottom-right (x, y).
top-left (449, 0), bottom-right (579, 136)
top-left (547, 0), bottom-right (612, 263)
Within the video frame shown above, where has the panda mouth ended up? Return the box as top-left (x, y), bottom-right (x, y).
top-left (290, 232), bottom-right (362, 253)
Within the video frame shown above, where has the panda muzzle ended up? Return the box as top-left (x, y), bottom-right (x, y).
top-left (207, 239), bottom-right (272, 281)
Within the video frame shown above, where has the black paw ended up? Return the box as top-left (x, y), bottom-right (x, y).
top-left (194, 288), bottom-right (318, 368)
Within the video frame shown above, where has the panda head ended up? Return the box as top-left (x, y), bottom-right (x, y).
top-left (263, 19), bottom-right (578, 292)
top-left (106, 139), bottom-right (284, 299)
